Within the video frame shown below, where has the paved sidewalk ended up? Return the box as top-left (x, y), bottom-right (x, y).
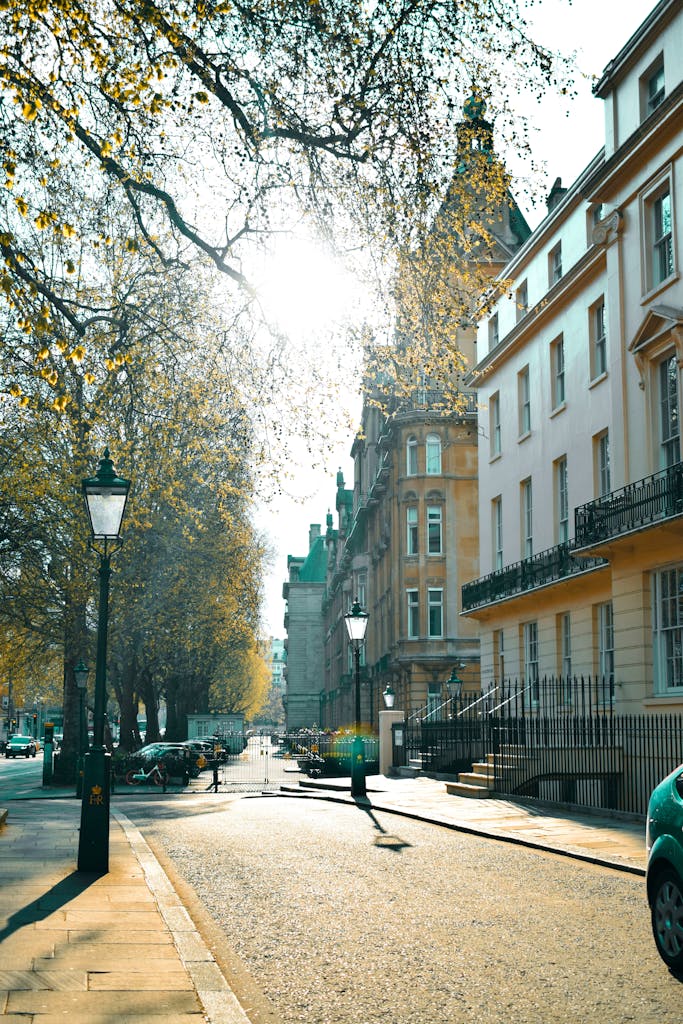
top-left (279, 773), bottom-right (648, 875)
top-left (0, 799), bottom-right (250, 1024)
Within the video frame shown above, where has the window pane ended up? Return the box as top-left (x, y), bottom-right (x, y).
top-left (426, 435), bottom-right (441, 475)
top-left (557, 457), bottom-right (568, 542)
top-left (427, 506), bottom-right (442, 554)
top-left (407, 507), bottom-right (418, 555)
top-left (653, 191), bottom-right (673, 285)
top-left (406, 438), bottom-right (418, 475)
top-left (407, 591), bottom-right (419, 638)
top-left (660, 355), bottom-right (680, 467)
top-left (428, 589), bottom-right (443, 637)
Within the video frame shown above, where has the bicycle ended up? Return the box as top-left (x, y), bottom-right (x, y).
top-left (125, 762), bottom-right (169, 787)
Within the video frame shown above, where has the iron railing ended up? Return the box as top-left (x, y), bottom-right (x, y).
top-left (462, 543), bottom-right (608, 611)
top-left (491, 712), bottom-right (683, 816)
top-left (398, 675), bottom-right (683, 815)
top-left (575, 461), bottom-right (683, 548)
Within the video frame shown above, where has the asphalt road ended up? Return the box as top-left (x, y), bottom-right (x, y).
top-left (0, 752), bottom-right (44, 798)
top-left (127, 793), bottom-right (683, 1024)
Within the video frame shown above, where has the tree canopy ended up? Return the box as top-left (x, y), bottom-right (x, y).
top-left (0, 0), bottom-right (573, 343)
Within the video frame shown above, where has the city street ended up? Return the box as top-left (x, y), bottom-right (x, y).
top-left (125, 793), bottom-right (682, 1024)
top-left (0, 751), bottom-right (44, 798)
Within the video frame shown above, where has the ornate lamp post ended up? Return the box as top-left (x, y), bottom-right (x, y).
top-left (382, 684), bottom-right (396, 709)
top-left (77, 449), bottom-right (130, 873)
top-left (446, 667), bottom-right (463, 715)
top-left (344, 598), bottom-right (369, 798)
top-left (74, 660), bottom-right (90, 798)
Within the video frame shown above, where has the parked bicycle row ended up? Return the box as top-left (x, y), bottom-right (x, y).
top-left (111, 737), bottom-right (241, 786)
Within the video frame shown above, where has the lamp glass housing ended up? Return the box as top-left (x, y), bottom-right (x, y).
top-left (74, 661), bottom-right (90, 690)
top-left (382, 685), bottom-right (396, 709)
top-left (82, 449), bottom-right (130, 540)
top-left (344, 600), bottom-right (369, 643)
top-left (446, 669), bottom-right (463, 700)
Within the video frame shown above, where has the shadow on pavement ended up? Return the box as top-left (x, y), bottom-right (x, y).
top-left (0, 870), bottom-right (98, 943)
top-left (354, 799), bottom-right (413, 853)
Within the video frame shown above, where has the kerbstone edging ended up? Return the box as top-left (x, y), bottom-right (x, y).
top-left (113, 808), bottom-right (251, 1024)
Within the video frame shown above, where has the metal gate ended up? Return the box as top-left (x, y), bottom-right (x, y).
top-left (214, 735), bottom-right (303, 792)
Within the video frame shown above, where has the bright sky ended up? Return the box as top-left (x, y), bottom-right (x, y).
top-left (256, 0), bottom-right (656, 639)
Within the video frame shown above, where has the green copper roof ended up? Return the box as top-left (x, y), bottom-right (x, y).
top-left (298, 535), bottom-right (328, 583)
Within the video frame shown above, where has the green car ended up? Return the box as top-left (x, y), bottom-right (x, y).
top-left (646, 764), bottom-right (683, 973)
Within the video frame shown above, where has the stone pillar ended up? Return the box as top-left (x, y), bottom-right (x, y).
top-left (379, 710), bottom-right (405, 775)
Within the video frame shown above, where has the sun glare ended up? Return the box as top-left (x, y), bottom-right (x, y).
top-left (256, 235), bottom-right (365, 339)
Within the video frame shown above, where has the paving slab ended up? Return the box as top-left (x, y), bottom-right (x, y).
top-left (0, 800), bottom-right (252, 1023)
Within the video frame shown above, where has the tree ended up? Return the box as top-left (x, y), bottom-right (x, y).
top-left (0, 0), bottom-right (574, 344)
top-left (0, 196), bottom-right (267, 765)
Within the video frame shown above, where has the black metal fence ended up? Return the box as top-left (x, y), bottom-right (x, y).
top-left (285, 732), bottom-right (379, 777)
top-left (575, 461), bottom-right (683, 547)
top-left (399, 676), bottom-right (683, 816)
top-left (461, 542), bottom-right (608, 611)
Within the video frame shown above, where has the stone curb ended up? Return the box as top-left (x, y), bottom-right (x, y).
top-left (112, 809), bottom-right (252, 1024)
top-left (276, 785), bottom-right (647, 877)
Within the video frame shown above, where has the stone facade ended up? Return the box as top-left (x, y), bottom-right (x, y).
top-left (282, 525), bottom-right (327, 730)
top-left (464, 0), bottom-right (683, 713)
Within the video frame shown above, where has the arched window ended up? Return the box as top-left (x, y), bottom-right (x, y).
top-left (406, 435), bottom-right (418, 476)
top-left (426, 434), bottom-right (441, 475)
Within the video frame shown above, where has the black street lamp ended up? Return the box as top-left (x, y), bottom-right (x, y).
top-left (382, 684), bottom-right (396, 709)
top-left (344, 598), bottom-right (369, 798)
top-left (74, 660), bottom-right (90, 799)
top-left (77, 449), bottom-right (130, 873)
top-left (446, 667), bottom-right (463, 715)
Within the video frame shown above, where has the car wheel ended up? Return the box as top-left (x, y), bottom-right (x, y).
top-left (651, 866), bottom-right (683, 971)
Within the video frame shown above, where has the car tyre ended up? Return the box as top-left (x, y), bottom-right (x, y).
top-left (651, 865), bottom-right (683, 972)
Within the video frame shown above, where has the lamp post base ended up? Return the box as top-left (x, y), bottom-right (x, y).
top-left (77, 747), bottom-right (111, 873)
top-left (350, 734), bottom-right (367, 798)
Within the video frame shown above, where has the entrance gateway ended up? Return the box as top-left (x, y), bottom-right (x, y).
top-left (212, 734), bottom-right (303, 792)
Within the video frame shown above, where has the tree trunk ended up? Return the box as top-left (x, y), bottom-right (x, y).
top-left (142, 671), bottom-right (160, 743)
top-left (116, 658), bottom-right (141, 751)
top-left (57, 599), bottom-right (89, 783)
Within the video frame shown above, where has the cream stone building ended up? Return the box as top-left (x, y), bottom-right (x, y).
top-left (463, 0), bottom-right (683, 715)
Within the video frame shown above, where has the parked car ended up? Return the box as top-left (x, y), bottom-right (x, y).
top-left (646, 764), bottom-right (683, 973)
top-left (181, 739), bottom-right (218, 767)
top-left (127, 742), bottom-right (200, 779)
top-left (5, 734), bottom-right (37, 758)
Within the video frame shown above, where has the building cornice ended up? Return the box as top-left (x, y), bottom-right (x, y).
top-left (582, 82), bottom-right (683, 200)
top-left (592, 0), bottom-right (679, 98)
top-left (467, 243), bottom-right (606, 386)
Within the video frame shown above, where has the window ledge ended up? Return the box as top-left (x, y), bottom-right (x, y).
top-left (589, 371), bottom-right (608, 390)
top-left (489, 451), bottom-right (502, 464)
top-left (518, 430), bottom-right (531, 444)
top-left (644, 694), bottom-right (683, 707)
top-left (641, 271), bottom-right (680, 305)
top-left (550, 401), bottom-right (566, 419)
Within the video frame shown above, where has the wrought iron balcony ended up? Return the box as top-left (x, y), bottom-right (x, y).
top-left (386, 388), bottom-right (478, 417)
top-left (462, 542), bottom-right (607, 611)
top-left (575, 462), bottom-right (683, 549)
